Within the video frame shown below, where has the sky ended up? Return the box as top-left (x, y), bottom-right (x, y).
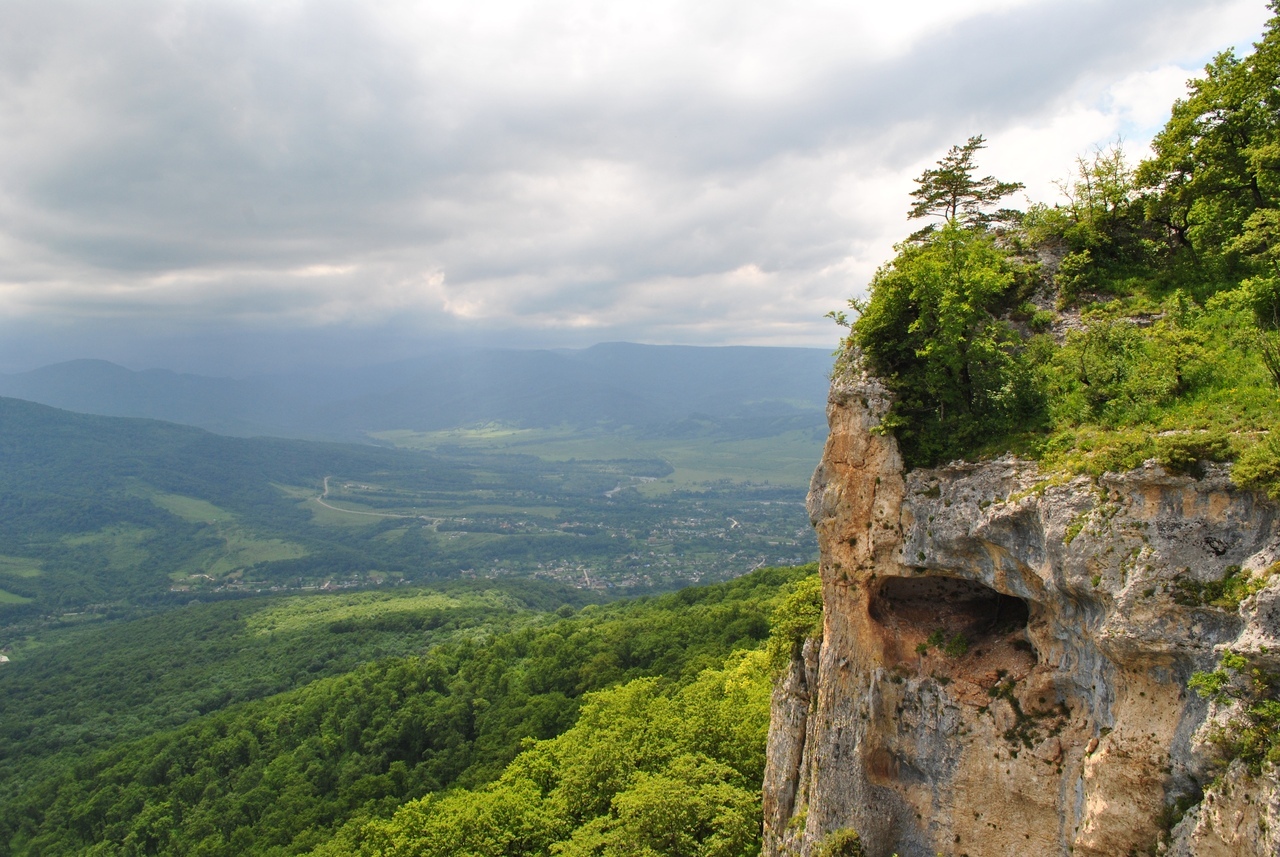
top-left (0, 0), bottom-right (1272, 374)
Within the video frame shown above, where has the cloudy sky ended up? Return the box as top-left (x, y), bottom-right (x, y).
top-left (0, 0), bottom-right (1271, 373)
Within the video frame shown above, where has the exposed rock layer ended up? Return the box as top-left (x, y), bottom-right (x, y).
top-left (763, 357), bottom-right (1280, 857)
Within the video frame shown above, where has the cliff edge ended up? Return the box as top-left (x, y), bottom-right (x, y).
top-left (763, 356), bottom-right (1280, 857)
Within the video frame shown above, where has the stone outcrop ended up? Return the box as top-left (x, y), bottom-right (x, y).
top-left (763, 355), bottom-right (1280, 857)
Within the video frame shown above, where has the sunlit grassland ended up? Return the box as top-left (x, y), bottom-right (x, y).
top-left (202, 532), bottom-right (308, 577)
top-left (64, 525), bottom-right (153, 570)
top-left (0, 556), bottom-right (42, 578)
top-left (148, 492), bottom-right (235, 524)
top-left (245, 589), bottom-right (470, 635)
top-left (63, 492), bottom-right (314, 583)
top-left (0, 589), bottom-right (31, 604)
top-left (371, 425), bottom-right (825, 494)
top-left (303, 497), bottom-right (390, 527)
top-left (633, 429), bottom-right (825, 495)
top-left (163, 532), bottom-right (308, 583)
top-left (290, 474), bottom-right (566, 527)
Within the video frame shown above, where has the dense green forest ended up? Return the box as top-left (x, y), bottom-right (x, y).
top-left (1, 565), bottom-right (818, 856)
top-left (0, 579), bottom-right (602, 806)
top-left (837, 3), bottom-right (1280, 498)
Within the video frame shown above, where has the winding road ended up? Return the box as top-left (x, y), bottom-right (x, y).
top-left (316, 477), bottom-right (434, 522)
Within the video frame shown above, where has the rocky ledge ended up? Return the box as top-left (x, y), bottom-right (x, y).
top-left (762, 357), bottom-right (1280, 857)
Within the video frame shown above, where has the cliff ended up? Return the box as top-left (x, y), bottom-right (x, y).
top-left (762, 356), bottom-right (1280, 857)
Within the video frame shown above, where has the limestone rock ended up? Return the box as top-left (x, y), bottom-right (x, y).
top-left (763, 354), bottom-right (1280, 857)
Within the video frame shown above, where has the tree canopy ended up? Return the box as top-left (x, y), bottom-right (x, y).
top-left (1139, 0), bottom-right (1280, 269)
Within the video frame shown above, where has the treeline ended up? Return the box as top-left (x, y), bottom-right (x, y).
top-left (841, 5), bottom-right (1280, 495)
top-left (1, 565), bottom-right (816, 856)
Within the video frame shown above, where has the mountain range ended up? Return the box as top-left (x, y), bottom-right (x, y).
top-left (0, 343), bottom-right (834, 441)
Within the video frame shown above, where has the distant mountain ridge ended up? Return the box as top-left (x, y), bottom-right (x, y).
top-left (0, 343), bottom-right (833, 441)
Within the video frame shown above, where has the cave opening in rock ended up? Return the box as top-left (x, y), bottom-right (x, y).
top-left (870, 575), bottom-right (1035, 671)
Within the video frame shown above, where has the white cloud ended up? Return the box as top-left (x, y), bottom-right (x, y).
top-left (0, 0), bottom-right (1271, 370)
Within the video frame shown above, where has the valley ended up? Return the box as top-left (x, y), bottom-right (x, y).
top-left (0, 345), bottom-right (827, 856)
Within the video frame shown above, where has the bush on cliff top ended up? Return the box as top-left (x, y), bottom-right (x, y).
top-left (852, 220), bottom-right (1044, 467)
top-left (837, 5), bottom-right (1280, 488)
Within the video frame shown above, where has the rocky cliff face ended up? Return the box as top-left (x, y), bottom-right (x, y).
top-left (763, 357), bottom-right (1280, 857)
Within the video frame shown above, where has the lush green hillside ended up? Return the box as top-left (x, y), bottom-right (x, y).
top-left (0, 578), bottom-right (600, 807)
top-left (837, 6), bottom-right (1280, 498)
top-left (316, 655), bottom-right (770, 857)
top-left (0, 565), bottom-right (816, 857)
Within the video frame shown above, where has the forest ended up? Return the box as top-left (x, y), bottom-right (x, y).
top-left (0, 565), bottom-right (819, 856)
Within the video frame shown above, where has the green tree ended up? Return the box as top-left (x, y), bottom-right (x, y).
top-left (852, 221), bottom-right (1041, 467)
top-left (332, 650), bottom-right (774, 857)
top-left (1190, 648), bottom-right (1280, 774)
top-left (1139, 1), bottom-right (1280, 268)
top-left (908, 135), bottom-right (1024, 230)
top-left (1229, 210), bottom-right (1280, 386)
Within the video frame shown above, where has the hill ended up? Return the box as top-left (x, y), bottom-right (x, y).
top-left (0, 344), bottom-right (833, 442)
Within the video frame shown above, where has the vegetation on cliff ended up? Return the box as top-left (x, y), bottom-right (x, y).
top-left (1191, 645), bottom-right (1280, 775)
top-left (836, 2), bottom-right (1280, 497)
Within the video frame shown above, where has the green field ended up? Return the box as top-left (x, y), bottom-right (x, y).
top-left (246, 589), bottom-right (467, 635)
top-left (371, 424), bottom-right (825, 494)
top-left (0, 556), bottom-right (41, 578)
top-left (64, 525), bottom-right (154, 571)
top-left (149, 492), bottom-right (236, 524)
top-left (201, 532), bottom-right (308, 577)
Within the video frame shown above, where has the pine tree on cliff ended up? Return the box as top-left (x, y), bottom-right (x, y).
top-left (848, 139), bottom-right (1040, 469)
top-left (908, 134), bottom-right (1024, 234)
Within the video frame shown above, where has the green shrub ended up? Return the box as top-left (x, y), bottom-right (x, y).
top-left (1190, 650), bottom-right (1280, 775)
top-left (942, 633), bottom-right (970, 658)
top-left (1056, 249), bottom-right (1096, 307)
top-left (1153, 432), bottom-right (1232, 475)
top-left (1174, 564), bottom-right (1278, 610)
top-left (1234, 433), bottom-right (1280, 500)
top-left (816, 828), bottom-right (866, 857)
top-left (850, 221), bottom-right (1045, 468)
top-left (1028, 308), bottom-right (1056, 331)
